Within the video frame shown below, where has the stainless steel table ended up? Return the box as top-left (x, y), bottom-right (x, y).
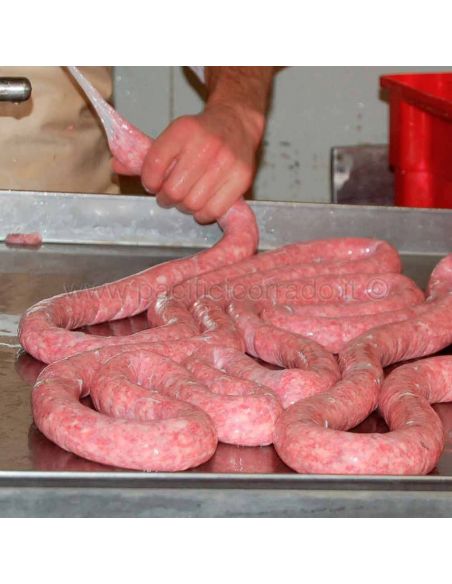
top-left (0, 191), bottom-right (451, 517)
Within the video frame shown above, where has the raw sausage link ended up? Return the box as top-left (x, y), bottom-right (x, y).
top-left (147, 292), bottom-right (341, 408)
top-left (19, 198), bottom-right (258, 363)
top-left (226, 300), bottom-right (340, 407)
top-left (170, 238), bottom-right (403, 305)
top-left (154, 250), bottom-right (423, 358)
top-left (31, 341), bottom-right (282, 470)
top-left (32, 347), bottom-right (218, 471)
top-left (263, 306), bottom-right (420, 353)
top-left (377, 357), bottom-right (452, 474)
top-left (273, 254), bottom-right (452, 475)
top-left (92, 348), bottom-right (282, 447)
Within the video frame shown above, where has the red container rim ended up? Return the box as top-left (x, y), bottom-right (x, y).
top-left (380, 72), bottom-right (452, 121)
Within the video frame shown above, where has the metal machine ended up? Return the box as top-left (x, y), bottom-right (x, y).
top-left (0, 77), bottom-right (31, 102)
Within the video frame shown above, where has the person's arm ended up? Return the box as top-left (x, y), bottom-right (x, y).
top-left (140, 66), bottom-right (275, 223)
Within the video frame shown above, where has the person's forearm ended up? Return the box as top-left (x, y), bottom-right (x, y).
top-left (204, 67), bottom-right (275, 145)
top-left (132, 66), bottom-right (276, 223)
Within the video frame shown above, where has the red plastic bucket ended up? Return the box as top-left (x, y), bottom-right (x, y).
top-left (380, 73), bottom-right (452, 209)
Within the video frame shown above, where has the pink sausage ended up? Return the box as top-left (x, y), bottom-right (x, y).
top-left (186, 343), bottom-right (339, 409)
top-left (28, 424), bottom-right (119, 472)
top-left (32, 341), bottom-right (282, 470)
top-left (262, 306), bottom-right (420, 353)
top-left (152, 242), bottom-right (421, 372)
top-left (264, 289), bottom-right (424, 319)
top-left (258, 274), bottom-right (424, 352)
top-left (274, 254), bottom-right (452, 475)
top-left (147, 292), bottom-right (341, 408)
top-left (171, 238), bottom-right (402, 305)
top-left (33, 348), bottom-right (217, 471)
top-left (30, 314), bottom-right (337, 467)
top-left (5, 232), bottom-right (42, 247)
top-left (261, 272), bottom-right (421, 306)
top-left (92, 349), bottom-right (281, 446)
top-left (376, 357), bottom-right (452, 474)
top-left (226, 300), bottom-right (340, 407)
top-left (19, 199), bottom-right (258, 364)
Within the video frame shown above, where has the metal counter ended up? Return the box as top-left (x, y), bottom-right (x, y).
top-left (0, 191), bottom-right (451, 517)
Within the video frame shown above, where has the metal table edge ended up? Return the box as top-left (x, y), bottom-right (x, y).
top-left (1, 470), bottom-right (452, 492)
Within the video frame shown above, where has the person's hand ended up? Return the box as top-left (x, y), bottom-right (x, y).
top-left (113, 67), bottom-right (275, 222)
top-left (137, 103), bottom-right (264, 224)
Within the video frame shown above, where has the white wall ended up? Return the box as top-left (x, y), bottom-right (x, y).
top-left (114, 66), bottom-right (448, 203)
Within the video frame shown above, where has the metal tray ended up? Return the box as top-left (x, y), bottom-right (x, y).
top-left (0, 190), bottom-right (451, 517)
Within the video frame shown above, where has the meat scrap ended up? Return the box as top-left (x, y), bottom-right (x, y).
top-left (5, 232), bottom-right (42, 247)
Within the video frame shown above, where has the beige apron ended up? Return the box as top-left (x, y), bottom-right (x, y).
top-left (0, 66), bottom-right (118, 194)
